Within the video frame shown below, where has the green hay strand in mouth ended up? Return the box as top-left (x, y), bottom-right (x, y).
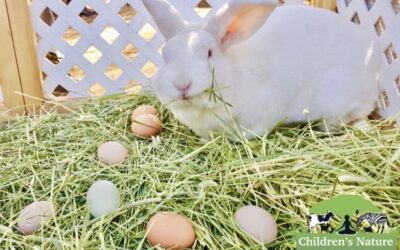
top-left (0, 93), bottom-right (399, 249)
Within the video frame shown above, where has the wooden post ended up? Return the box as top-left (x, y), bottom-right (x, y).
top-left (311, 0), bottom-right (337, 11)
top-left (0, 0), bottom-right (25, 115)
top-left (0, 0), bottom-right (43, 117)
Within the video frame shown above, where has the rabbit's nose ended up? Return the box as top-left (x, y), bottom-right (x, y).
top-left (174, 82), bottom-right (192, 93)
top-left (174, 82), bottom-right (192, 100)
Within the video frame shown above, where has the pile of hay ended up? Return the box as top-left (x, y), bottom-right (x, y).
top-left (0, 93), bottom-right (399, 249)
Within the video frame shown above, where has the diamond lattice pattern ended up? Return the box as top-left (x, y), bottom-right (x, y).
top-left (337, 0), bottom-right (400, 118)
top-left (30, 0), bottom-right (227, 99)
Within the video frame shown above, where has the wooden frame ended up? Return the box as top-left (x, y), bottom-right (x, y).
top-left (0, 0), bottom-right (43, 118)
top-left (311, 0), bottom-right (337, 11)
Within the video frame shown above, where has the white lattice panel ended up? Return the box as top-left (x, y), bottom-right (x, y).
top-left (29, 0), bottom-right (307, 100)
top-left (337, 0), bottom-right (400, 119)
top-left (29, 0), bottom-right (226, 99)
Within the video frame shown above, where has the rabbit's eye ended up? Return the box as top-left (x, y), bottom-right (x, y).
top-left (208, 49), bottom-right (213, 58)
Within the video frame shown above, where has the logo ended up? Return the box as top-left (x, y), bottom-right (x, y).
top-left (295, 195), bottom-right (399, 250)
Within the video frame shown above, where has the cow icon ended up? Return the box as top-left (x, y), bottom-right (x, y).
top-left (307, 211), bottom-right (335, 233)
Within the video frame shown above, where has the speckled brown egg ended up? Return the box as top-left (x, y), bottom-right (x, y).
top-left (97, 141), bottom-right (128, 165)
top-left (234, 205), bottom-right (278, 243)
top-left (146, 212), bottom-right (196, 249)
top-left (131, 114), bottom-right (162, 138)
top-left (131, 105), bottom-right (158, 120)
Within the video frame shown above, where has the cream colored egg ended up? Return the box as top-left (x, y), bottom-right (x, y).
top-left (97, 141), bottom-right (128, 165)
top-left (146, 212), bottom-right (196, 249)
top-left (131, 105), bottom-right (158, 120)
top-left (17, 201), bottom-right (55, 235)
top-left (131, 114), bottom-right (162, 138)
top-left (86, 180), bottom-right (120, 217)
top-left (234, 205), bottom-right (278, 243)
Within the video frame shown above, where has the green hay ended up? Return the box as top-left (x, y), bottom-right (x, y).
top-left (0, 93), bottom-right (399, 249)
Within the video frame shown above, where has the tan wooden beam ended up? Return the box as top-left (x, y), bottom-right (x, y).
top-left (0, 0), bottom-right (25, 115)
top-left (2, 0), bottom-right (44, 114)
top-left (311, 0), bottom-right (337, 11)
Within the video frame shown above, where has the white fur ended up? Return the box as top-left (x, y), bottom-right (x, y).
top-left (143, 0), bottom-right (382, 139)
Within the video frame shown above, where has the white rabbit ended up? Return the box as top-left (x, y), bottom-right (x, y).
top-left (143, 0), bottom-right (381, 139)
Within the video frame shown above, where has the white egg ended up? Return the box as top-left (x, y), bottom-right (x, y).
top-left (234, 205), bottom-right (278, 243)
top-left (86, 180), bottom-right (120, 217)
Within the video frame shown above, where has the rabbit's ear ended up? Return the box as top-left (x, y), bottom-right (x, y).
top-left (206, 0), bottom-right (278, 49)
top-left (143, 0), bottom-right (187, 39)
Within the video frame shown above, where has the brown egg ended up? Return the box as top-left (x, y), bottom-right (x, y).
top-left (234, 205), bottom-right (278, 243)
top-left (146, 212), bottom-right (196, 249)
top-left (131, 105), bottom-right (158, 120)
top-left (97, 141), bottom-right (128, 165)
top-left (131, 114), bottom-right (162, 138)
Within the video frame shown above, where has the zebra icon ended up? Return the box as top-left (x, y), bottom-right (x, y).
top-left (356, 210), bottom-right (391, 233)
